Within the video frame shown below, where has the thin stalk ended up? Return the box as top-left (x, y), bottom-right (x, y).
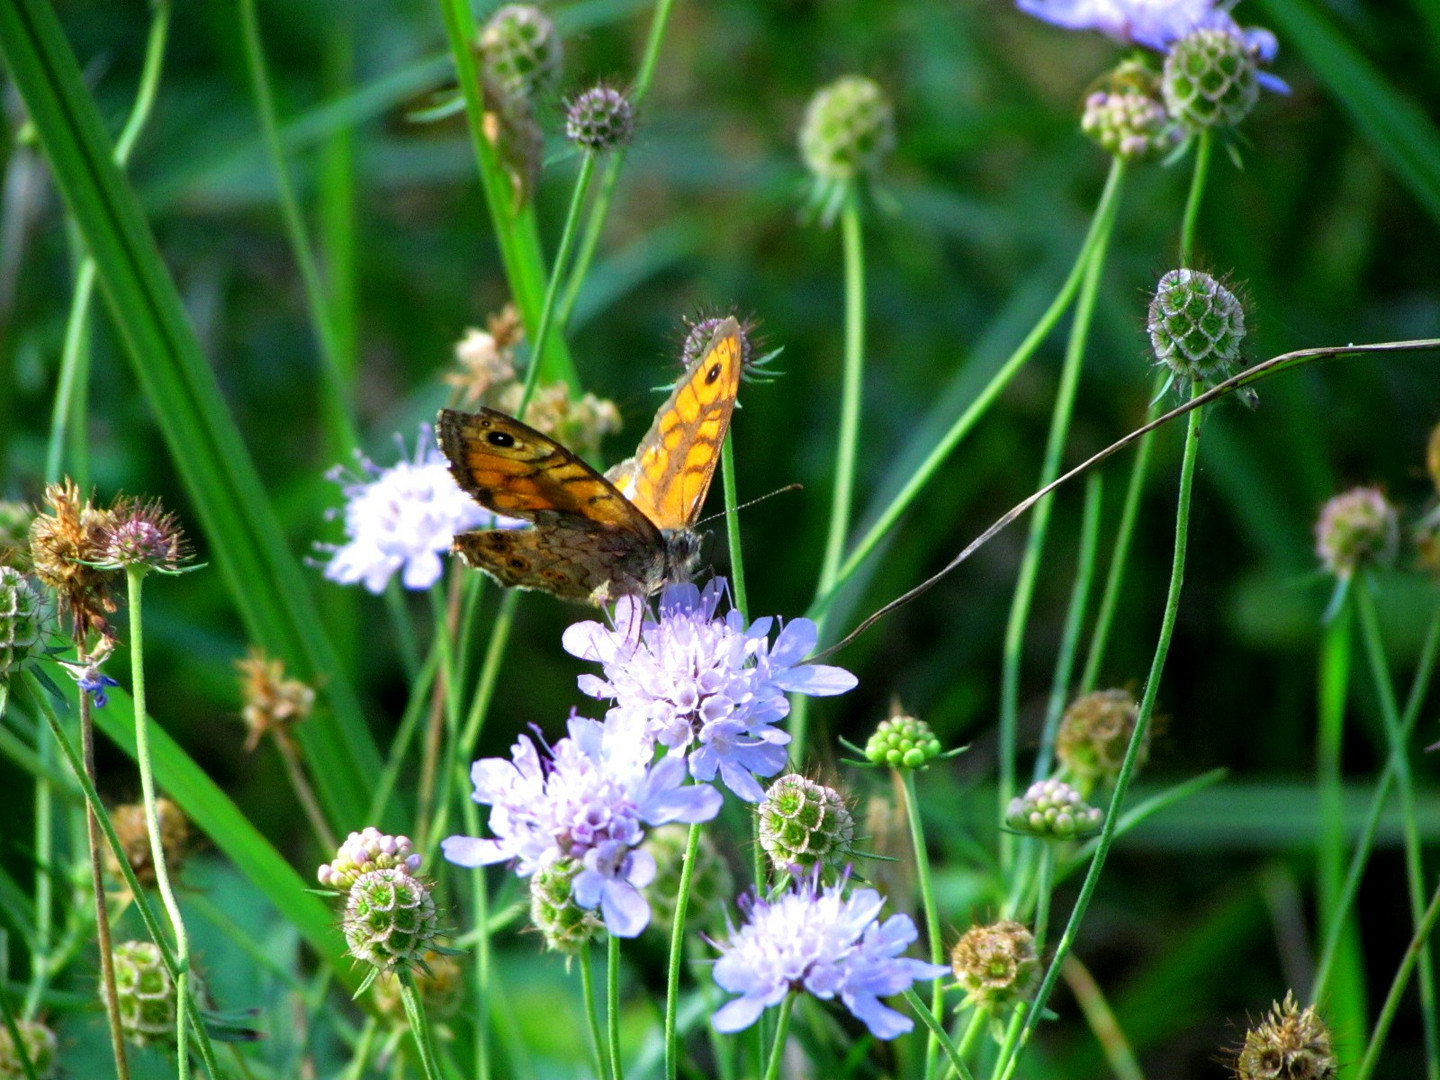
top-left (417, 582), bottom-right (461, 849)
top-left (1062, 954), bottom-right (1144, 1080)
top-left (461, 797), bottom-right (493, 1080)
top-left (998, 170), bottom-right (1120, 870)
top-left (1179, 130), bottom-right (1212, 267)
top-left (899, 770), bottom-right (945, 1080)
top-left (398, 974), bottom-right (445, 1080)
top-left (761, 993), bottom-right (796, 1080)
top-left (902, 988), bottom-right (976, 1080)
top-left (235, 0), bottom-right (357, 452)
top-left (272, 730), bottom-right (337, 852)
top-left (1354, 580), bottom-right (1439, 1078)
top-left (997, 385), bottom-right (1205, 1080)
top-left (609, 934), bottom-right (624, 1080)
top-left (1356, 877), bottom-right (1440, 1080)
top-left (1032, 847), bottom-right (1056, 951)
top-left (664, 823), bottom-right (702, 1080)
top-left (955, 1008), bottom-right (986, 1061)
top-left (721, 432), bottom-right (749, 620)
top-left (341, 1018), bottom-right (380, 1080)
top-left (579, 946), bottom-right (613, 1080)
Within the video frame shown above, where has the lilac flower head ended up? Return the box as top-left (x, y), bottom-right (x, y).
top-left (562, 579), bottom-right (858, 802)
top-left (442, 710), bottom-right (722, 937)
top-left (322, 426), bottom-right (508, 594)
top-left (710, 872), bottom-right (948, 1039)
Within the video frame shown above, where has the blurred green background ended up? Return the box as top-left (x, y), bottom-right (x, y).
top-left (3, 0), bottom-right (1439, 1074)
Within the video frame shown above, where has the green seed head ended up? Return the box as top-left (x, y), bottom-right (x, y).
top-left (1162, 28), bottom-right (1260, 131)
top-left (799, 75), bottom-right (895, 183)
top-left (758, 774), bottom-right (855, 875)
top-left (0, 567), bottom-right (45, 685)
top-left (1081, 60), bottom-right (1177, 161)
top-left (865, 709), bottom-right (943, 769)
top-left (1005, 779), bottom-right (1103, 840)
top-left (565, 84), bottom-right (634, 153)
top-left (1147, 268), bottom-right (1246, 381)
top-left (950, 920), bottom-right (1040, 1011)
top-left (343, 868), bottom-right (440, 974)
top-left (478, 4), bottom-right (563, 106)
top-left (106, 940), bottom-right (178, 1046)
top-left (0, 1017), bottom-right (58, 1080)
top-left (529, 857), bottom-right (602, 955)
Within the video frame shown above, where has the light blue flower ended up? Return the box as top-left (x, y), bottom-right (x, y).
top-left (710, 873), bottom-right (948, 1039)
top-left (442, 710), bottom-right (722, 937)
top-left (562, 579), bottom-right (858, 802)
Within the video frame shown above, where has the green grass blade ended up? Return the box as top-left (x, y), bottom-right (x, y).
top-left (0, 0), bottom-right (380, 828)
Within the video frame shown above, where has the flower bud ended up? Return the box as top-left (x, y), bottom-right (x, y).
top-left (865, 708), bottom-right (943, 769)
top-left (799, 75), bottom-right (895, 183)
top-left (1006, 779), bottom-right (1103, 839)
top-left (343, 868), bottom-right (440, 974)
top-left (93, 497), bottom-right (191, 573)
top-left (1162, 28), bottom-right (1260, 131)
top-left (529, 857), bottom-right (601, 954)
top-left (0, 568), bottom-right (44, 685)
top-left (950, 920), bottom-right (1039, 1011)
top-left (1081, 60), bottom-right (1177, 162)
top-left (1315, 487), bottom-right (1398, 580)
top-left (0, 1017), bottom-right (58, 1080)
top-left (643, 823), bottom-right (734, 938)
top-left (478, 4), bottom-right (562, 106)
top-left (1233, 992), bottom-right (1337, 1080)
top-left (106, 940), bottom-right (177, 1046)
top-left (1057, 689), bottom-right (1146, 792)
top-left (565, 84), bottom-right (634, 153)
top-left (318, 828), bottom-right (422, 891)
top-left (1147, 268), bottom-right (1246, 381)
top-left (757, 774), bottom-right (854, 875)
top-left (104, 797), bottom-right (192, 891)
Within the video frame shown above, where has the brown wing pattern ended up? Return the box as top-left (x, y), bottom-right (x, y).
top-left (605, 317), bottom-right (743, 531)
top-left (452, 527), bottom-right (635, 601)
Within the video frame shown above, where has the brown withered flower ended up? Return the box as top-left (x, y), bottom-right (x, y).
top-left (444, 304), bottom-right (523, 407)
top-left (236, 647), bottom-right (316, 752)
top-left (104, 797), bottom-right (192, 892)
top-left (28, 478), bottom-right (116, 637)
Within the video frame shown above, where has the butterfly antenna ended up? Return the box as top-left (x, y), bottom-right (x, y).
top-left (697, 484), bottom-right (803, 528)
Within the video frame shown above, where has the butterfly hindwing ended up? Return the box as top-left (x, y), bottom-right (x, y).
top-left (452, 526), bottom-right (635, 601)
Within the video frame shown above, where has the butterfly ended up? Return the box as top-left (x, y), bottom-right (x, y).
top-left (436, 317), bottom-right (744, 604)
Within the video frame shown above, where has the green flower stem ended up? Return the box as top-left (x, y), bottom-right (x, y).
top-left (461, 796), bottom-right (493, 1080)
top-left (899, 770), bottom-right (945, 1080)
top-left (1032, 847), bottom-right (1056, 951)
top-left (126, 567), bottom-right (193, 1079)
top-left (0, 993), bottom-right (40, 1080)
top-left (997, 384), bottom-right (1205, 1080)
top-left (1356, 876), bottom-right (1440, 1080)
top-left (366, 642), bottom-right (441, 824)
top-left (1313, 597), bottom-right (1440, 1001)
top-left (955, 1007), bottom-right (986, 1061)
top-left (418, 582), bottom-right (463, 849)
top-left (398, 974), bottom-right (444, 1080)
top-left (1179, 129), bottom-right (1212, 267)
top-left (1354, 579), bottom-right (1439, 1078)
top-left (609, 934), bottom-right (625, 1080)
top-left (341, 1017), bottom-right (380, 1080)
top-left (579, 945), bottom-right (613, 1080)
top-left (517, 152), bottom-right (597, 417)
top-left (385, 579), bottom-right (422, 682)
top-left (761, 993), bottom-right (796, 1080)
top-left (902, 987), bottom-right (976, 1080)
top-left (721, 433), bottom-right (749, 620)
top-left (435, 0), bottom-right (576, 389)
top-left (991, 1008), bottom-right (1027, 1080)
top-left (998, 170), bottom-right (1121, 871)
top-left (664, 822), bottom-right (703, 1080)
top-left (555, 0), bottom-right (678, 328)
top-left (272, 729), bottom-right (338, 853)
top-left (235, 0), bottom-right (357, 454)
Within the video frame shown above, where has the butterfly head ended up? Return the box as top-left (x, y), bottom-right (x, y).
top-left (662, 527), bottom-right (704, 587)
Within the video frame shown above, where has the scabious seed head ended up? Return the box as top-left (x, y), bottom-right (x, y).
top-left (799, 75), bottom-right (895, 183)
top-left (0, 1017), bottom-right (58, 1080)
top-left (865, 708), bottom-right (943, 769)
top-left (106, 940), bottom-right (178, 1046)
top-left (28, 478), bottom-right (115, 636)
top-left (0, 568), bottom-right (45, 685)
top-left (235, 647), bottom-right (316, 752)
top-left (1315, 487), bottom-right (1398, 580)
top-left (1163, 27), bottom-right (1261, 131)
top-left (1081, 60), bottom-right (1177, 161)
top-left (319, 828), bottom-right (423, 891)
top-left (477, 4), bottom-right (562, 106)
top-left (1147, 268), bottom-right (1246, 381)
top-left (758, 774), bottom-right (855, 875)
top-left (529, 857), bottom-right (603, 954)
top-left (1233, 992), bottom-right (1337, 1080)
top-left (343, 868), bottom-right (440, 974)
top-left (1006, 779), bottom-right (1103, 839)
top-left (643, 823), bottom-right (734, 938)
top-left (950, 920), bottom-right (1039, 1011)
top-left (104, 797), bottom-right (191, 891)
top-left (373, 951), bottom-right (465, 1022)
top-left (565, 84), bottom-right (634, 153)
top-left (93, 496), bottom-right (192, 574)
top-left (1056, 688), bottom-right (1146, 791)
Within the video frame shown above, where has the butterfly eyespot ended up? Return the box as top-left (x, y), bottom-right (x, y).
top-left (706, 363), bottom-right (722, 384)
top-left (508, 557), bottom-right (528, 569)
top-left (487, 431), bottom-right (517, 448)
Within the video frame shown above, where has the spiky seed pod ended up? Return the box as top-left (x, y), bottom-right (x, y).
top-left (529, 857), bottom-right (602, 954)
top-left (106, 940), bottom-right (177, 1046)
top-left (343, 868), bottom-right (440, 974)
top-left (373, 951), bottom-right (466, 1022)
top-left (0, 568), bottom-right (45, 685)
top-left (865, 708), bottom-right (943, 769)
top-left (1163, 28), bottom-right (1261, 131)
top-left (950, 920), bottom-right (1039, 1011)
top-left (1056, 689), bottom-right (1146, 791)
top-left (28, 478), bottom-right (115, 636)
top-left (757, 774), bottom-right (855, 875)
top-left (319, 828), bottom-right (422, 891)
top-left (799, 75), bottom-right (895, 183)
top-left (1147, 268), bottom-right (1246, 381)
top-left (104, 797), bottom-right (192, 891)
top-left (1081, 60), bottom-right (1177, 161)
top-left (565, 84), bottom-right (634, 153)
top-left (92, 497), bottom-right (191, 573)
top-left (1005, 779), bottom-right (1103, 839)
top-left (477, 4), bottom-right (562, 107)
top-left (0, 1017), bottom-right (58, 1079)
top-left (642, 823), bottom-right (735, 938)
top-left (235, 647), bottom-right (316, 752)
top-left (1233, 992), bottom-right (1337, 1080)
top-left (1315, 487), bottom-right (1398, 581)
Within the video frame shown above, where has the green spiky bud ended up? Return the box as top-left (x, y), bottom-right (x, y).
top-left (0, 568), bottom-right (44, 685)
top-left (565, 84), bottom-right (634, 153)
top-left (343, 868), bottom-right (440, 974)
top-left (106, 940), bottom-right (177, 1046)
top-left (529, 857), bottom-right (601, 954)
top-left (478, 4), bottom-right (563, 105)
top-left (950, 920), bottom-right (1039, 1011)
top-left (1056, 689), bottom-right (1146, 792)
top-left (865, 709), bottom-right (943, 769)
top-left (318, 827), bottom-right (422, 891)
top-left (0, 1017), bottom-right (58, 1079)
top-left (758, 774), bottom-right (854, 874)
top-left (1162, 28), bottom-right (1260, 131)
top-left (1081, 60), bottom-right (1177, 161)
top-left (799, 75), bottom-right (895, 183)
top-left (1234, 992), bottom-right (1337, 1080)
top-left (1147, 268), bottom-right (1245, 381)
top-left (1316, 487), bottom-right (1398, 581)
top-left (643, 823), bottom-right (735, 938)
top-left (1005, 779), bottom-right (1103, 839)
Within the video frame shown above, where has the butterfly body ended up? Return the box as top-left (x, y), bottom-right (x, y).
top-left (438, 317), bottom-right (742, 604)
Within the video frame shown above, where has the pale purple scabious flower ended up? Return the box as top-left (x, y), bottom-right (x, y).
top-left (561, 579), bottom-right (858, 803)
top-left (322, 426), bottom-right (503, 594)
top-left (710, 873), bottom-right (948, 1039)
top-left (442, 710), bottom-right (722, 937)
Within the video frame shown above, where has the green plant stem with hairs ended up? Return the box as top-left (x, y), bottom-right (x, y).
top-left (397, 974), bottom-right (444, 1080)
top-left (664, 823), bottom-right (703, 1080)
top-left (1179, 130), bottom-right (1212, 267)
top-left (995, 383), bottom-right (1205, 1080)
top-left (902, 988), bottom-right (976, 1080)
top-left (761, 993), bottom-right (796, 1080)
top-left (1357, 877), bottom-right (1440, 1080)
top-left (721, 434), bottom-right (749, 619)
top-left (579, 945), bottom-right (613, 1080)
top-left (609, 934), bottom-right (625, 1080)
top-left (898, 769), bottom-right (945, 1080)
